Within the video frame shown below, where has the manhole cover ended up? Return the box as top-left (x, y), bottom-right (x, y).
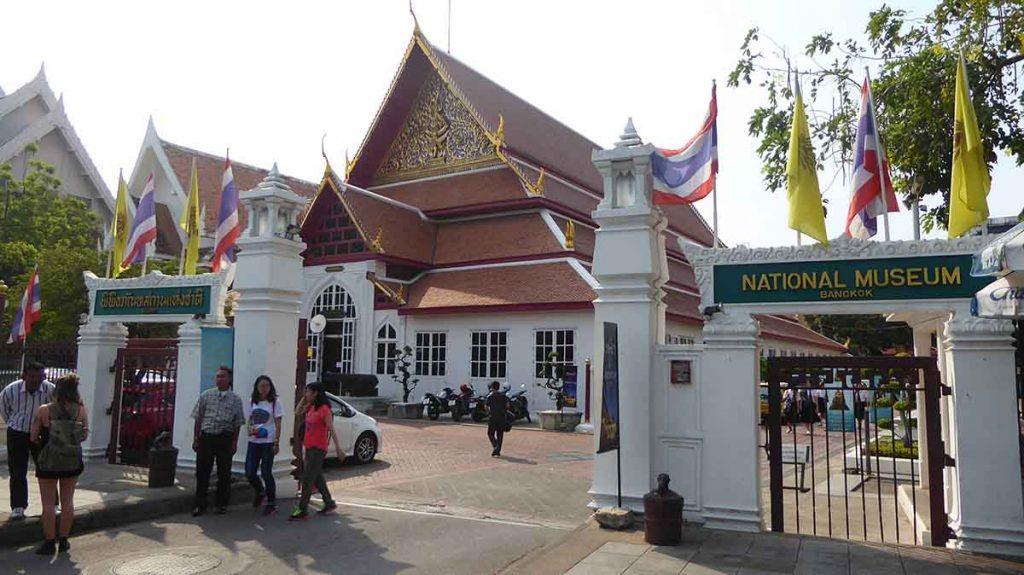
top-left (113, 552), bottom-right (222, 575)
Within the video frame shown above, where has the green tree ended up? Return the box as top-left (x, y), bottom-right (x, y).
top-left (802, 314), bottom-right (912, 356)
top-left (1, 158), bottom-right (104, 341)
top-left (729, 0), bottom-right (1024, 232)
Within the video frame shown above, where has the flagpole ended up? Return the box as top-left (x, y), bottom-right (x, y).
top-left (796, 231), bottom-right (802, 246)
top-left (105, 247), bottom-right (113, 278)
top-left (712, 185), bottom-right (719, 247)
top-left (864, 68), bottom-right (891, 242)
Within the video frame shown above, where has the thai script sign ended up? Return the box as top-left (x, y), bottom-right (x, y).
top-left (714, 254), bottom-right (992, 304)
top-left (94, 286), bottom-right (211, 316)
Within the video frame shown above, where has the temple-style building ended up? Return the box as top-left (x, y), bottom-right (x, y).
top-left (296, 28), bottom-right (845, 409)
top-left (0, 66), bottom-right (114, 225)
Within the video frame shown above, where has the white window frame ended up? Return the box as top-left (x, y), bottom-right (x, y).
top-left (534, 328), bottom-right (576, 380)
top-left (414, 331), bottom-right (447, 377)
top-left (307, 284), bottom-right (358, 376)
top-left (375, 323), bottom-right (398, 376)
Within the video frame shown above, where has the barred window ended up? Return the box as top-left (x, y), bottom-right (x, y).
top-left (471, 331), bottom-right (508, 379)
top-left (375, 323), bottom-right (398, 375)
top-left (535, 329), bottom-right (575, 379)
top-left (415, 332), bottom-right (447, 376)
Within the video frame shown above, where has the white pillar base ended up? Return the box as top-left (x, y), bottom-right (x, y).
top-left (76, 320), bottom-right (127, 459)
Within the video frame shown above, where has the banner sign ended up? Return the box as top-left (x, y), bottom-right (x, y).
top-left (94, 286), bottom-right (212, 316)
top-left (597, 322), bottom-right (620, 454)
top-left (713, 254), bottom-right (992, 304)
top-left (562, 366), bottom-right (578, 408)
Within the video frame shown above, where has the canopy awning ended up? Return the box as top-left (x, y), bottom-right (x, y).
top-left (971, 272), bottom-right (1024, 318)
top-left (972, 221), bottom-right (1024, 276)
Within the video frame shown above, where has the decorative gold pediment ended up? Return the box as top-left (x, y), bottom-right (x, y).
top-left (374, 73), bottom-right (499, 184)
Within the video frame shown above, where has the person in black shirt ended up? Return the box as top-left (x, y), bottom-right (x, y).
top-left (484, 381), bottom-right (509, 457)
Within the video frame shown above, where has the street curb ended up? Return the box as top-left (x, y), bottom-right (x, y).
top-left (376, 415), bottom-right (582, 434)
top-left (0, 478), bottom-right (254, 549)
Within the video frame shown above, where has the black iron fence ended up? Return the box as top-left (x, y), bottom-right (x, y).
top-left (0, 341), bottom-right (78, 387)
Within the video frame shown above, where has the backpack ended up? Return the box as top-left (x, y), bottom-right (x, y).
top-left (38, 403), bottom-right (85, 473)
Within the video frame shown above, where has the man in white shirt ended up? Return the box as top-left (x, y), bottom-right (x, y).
top-left (0, 361), bottom-right (55, 520)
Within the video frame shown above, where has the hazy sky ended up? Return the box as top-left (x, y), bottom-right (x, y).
top-left (2, 0), bottom-right (1019, 247)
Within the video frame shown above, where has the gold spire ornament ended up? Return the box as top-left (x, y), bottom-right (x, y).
top-left (565, 219), bottom-right (575, 249)
top-left (345, 149), bottom-right (356, 181)
top-left (495, 114), bottom-right (505, 146)
top-left (531, 168), bottom-right (546, 196)
top-left (370, 227), bottom-right (385, 253)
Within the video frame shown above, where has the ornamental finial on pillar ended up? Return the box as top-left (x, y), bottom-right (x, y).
top-left (616, 117), bottom-right (642, 148)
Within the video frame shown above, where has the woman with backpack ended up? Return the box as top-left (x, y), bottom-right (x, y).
top-left (30, 374), bottom-right (88, 555)
top-left (244, 375), bottom-right (284, 516)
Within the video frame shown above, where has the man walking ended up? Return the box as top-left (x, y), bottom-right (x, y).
top-left (485, 381), bottom-right (509, 457)
top-left (191, 366), bottom-right (244, 516)
top-left (1, 361), bottom-right (54, 520)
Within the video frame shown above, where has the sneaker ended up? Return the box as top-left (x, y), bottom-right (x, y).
top-left (288, 508), bottom-right (308, 521)
top-left (9, 507), bottom-right (26, 521)
top-left (317, 502), bottom-right (338, 515)
top-left (34, 540), bottom-right (56, 556)
top-left (58, 537), bottom-right (70, 553)
top-left (262, 504), bottom-right (278, 516)
top-left (252, 492), bottom-right (265, 509)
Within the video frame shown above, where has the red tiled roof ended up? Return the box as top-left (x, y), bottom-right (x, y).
top-left (756, 315), bottom-right (847, 353)
top-left (433, 214), bottom-right (564, 265)
top-left (401, 262), bottom-right (595, 314)
top-left (161, 141), bottom-right (317, 232)
top-left (154, 203), bottom-right (182, 256)
top-left (372, 167), bottom-right (526, 212)
top-left (343, 186), bottom-right (436, 263)
top-left (664, 290), bottom-right (703, 325)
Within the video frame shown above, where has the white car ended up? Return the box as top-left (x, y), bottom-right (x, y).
top-left (325, 392), bottom-right (381, 464)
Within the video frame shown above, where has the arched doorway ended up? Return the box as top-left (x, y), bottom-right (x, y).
top-left (307, 284), bottom-right (358, 388)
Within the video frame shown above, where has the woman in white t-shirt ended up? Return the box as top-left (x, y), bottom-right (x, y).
top-left (245, 375), bottom-right (285, 515)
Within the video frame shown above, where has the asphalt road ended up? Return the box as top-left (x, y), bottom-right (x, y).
top-left (0, 500), bottom-right (562, 574)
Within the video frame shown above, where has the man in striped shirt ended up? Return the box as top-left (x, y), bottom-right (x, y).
top-left (1, 361), bottom-right (54, 520)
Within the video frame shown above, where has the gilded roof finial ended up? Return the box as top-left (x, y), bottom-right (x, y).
top-left (370, 227), bottom-right (385, 253)
top-left (345, 148), bottom-right (356, 181)
top-left (531, 168), bottom-right (545, 196)
top-left (321, 133), bottom-right (331, 175)
top-left (565, 219), bottom-right (575, 250)
top-left (409, 0), bottom-right (421, 34)
top-left (495, 114), bottom-right (505, 146)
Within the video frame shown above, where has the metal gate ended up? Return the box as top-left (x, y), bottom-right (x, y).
top-left (765, 355), bottom-right (949, 546)
top-left (108, 339), bottom-right (178, 466)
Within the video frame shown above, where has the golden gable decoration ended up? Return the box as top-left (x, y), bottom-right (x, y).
top-left (374, 74), bottom-right (499, 184)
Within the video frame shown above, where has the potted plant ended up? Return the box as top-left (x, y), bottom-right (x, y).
top-left (387, 346), bottom-right (422, 419)
top-left (536, 351), bottom-right (582, 431)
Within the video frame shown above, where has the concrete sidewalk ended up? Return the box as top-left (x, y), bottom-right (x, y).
top-left (0, 459), bottom-right (252, 548)
top-left (503, 519), bottom-right (1024, 575)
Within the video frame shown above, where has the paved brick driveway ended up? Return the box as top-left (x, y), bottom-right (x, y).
top-left (321, 419), bottom-right (595, 528)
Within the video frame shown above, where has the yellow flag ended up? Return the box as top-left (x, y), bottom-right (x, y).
top-left (786, 77), bottom-right (828, 245)
top-left (948, 55), bottom-right (991, 238)
top-left (180, 157), bottom-right (201, 275)
top-left (110, 171), bottom-right (131, 278)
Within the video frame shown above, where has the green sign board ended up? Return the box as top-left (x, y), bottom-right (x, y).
top-left (94, 286), bottom-right (212, 316)
top-left (713, 254), bottom-right (993, 304)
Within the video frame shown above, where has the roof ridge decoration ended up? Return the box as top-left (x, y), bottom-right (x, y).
top-left (300, 170), bottom-right (375, 254)
top-left (348, 28), bottom-right (545, 195)
top-left (366, 271), bottom-right (407, 305)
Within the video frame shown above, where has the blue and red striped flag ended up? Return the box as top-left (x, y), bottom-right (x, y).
top-left (212, 156), bottom-right (240, 273)
top-left (844, 77), bottom-right (899, 240)
top-left (121, 173), bottom-right (157, 268)
top-left (651, 83), bottom-right (718, 205)
top-left (8, 267), bottom-right (41, 344)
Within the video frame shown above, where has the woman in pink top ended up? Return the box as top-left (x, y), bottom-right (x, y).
top-left (290, 382), bottom-right (343, 520)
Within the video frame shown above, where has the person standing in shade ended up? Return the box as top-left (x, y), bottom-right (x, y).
top-left (290, 382), bottom-right (343, 520)
top-left (244, 375), bottom-right (284, 516)
top-left (0, 361), bottom-right (54, 521)
top-left (485, 381), bottom-right (509, 457)
top-left (191, 366), bottom-right (244, 516)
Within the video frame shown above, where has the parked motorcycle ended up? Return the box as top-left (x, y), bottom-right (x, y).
top-left (450, 384), bottom-right (476, 422)
top-left (469, 390), bottom-right (489, 422)
top-left (422, 387), bottom-right (457, 421)
top-left (506, 384), bottom-right (531, 424)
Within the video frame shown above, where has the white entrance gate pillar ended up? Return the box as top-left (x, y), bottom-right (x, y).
top-left (76, 320), bottom-right (127, 458)
top-left (588, 120), bottom-right (666, 511)
top-left (943, 311), bottom-right (1024, 555)
top-left (233, 164), bottom-right (307, 470)
top-left (701, 310), bottom-right (762, 531)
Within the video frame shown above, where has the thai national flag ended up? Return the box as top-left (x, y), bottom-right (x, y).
top-left (651, 84), bottom-right (718, 205)
top-left (8, 267), bottom-right (41, 344)
top-left (845, 78), bottom-right (899, 239)
top-left (212, 156), bottom-right (240, 273)
top-left (121, 173), bottom-right (157, 268)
